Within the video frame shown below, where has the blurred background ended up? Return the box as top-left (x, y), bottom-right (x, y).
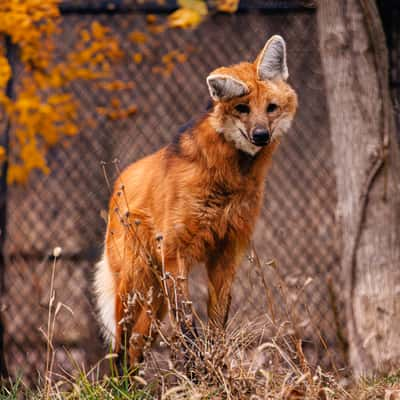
top-left (0, 0), bottom-right (399, 383)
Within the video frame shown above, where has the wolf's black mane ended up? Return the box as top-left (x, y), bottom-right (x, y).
top-left (168, 100), bottom-right (214, 155)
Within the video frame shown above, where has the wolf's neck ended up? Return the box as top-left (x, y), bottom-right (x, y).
top-left (193, 117), bottom-right (277, 185)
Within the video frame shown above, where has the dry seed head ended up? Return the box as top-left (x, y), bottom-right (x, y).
top-left (146, 286), bottom-right (154, 302)
top-left (133, 376), bottom-right (148, 386)
top-left (303, 277), bottom-right (313, 287)
top-left (53, 246), bottom-right (62, 258)
top-left (266, 259), bottom-right (277, 269)
top-left (130, 332), bottom-right (141, 345)
top-left (128, 292), bottom-right (138, 306)
top-left (104, 353), bottom-right (118, 360)
top-left (247, 254), bottom-right (255, 263)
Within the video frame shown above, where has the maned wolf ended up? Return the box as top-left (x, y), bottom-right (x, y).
top-left (95, 35), bottom-right (298, 367)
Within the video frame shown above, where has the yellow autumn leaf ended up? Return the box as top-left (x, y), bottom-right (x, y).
top-left (8, 165), bottom-right (28, 185)
top-left (91, 21), bottom-right (109, 39)
top-left (0, 0), bottom-right (127, 184)
top-left (148, 24), bottom-right (166, 34)
top-left (176, 51), bottom-right (188, 63)
top-left (111, 97), bottom-right (121, 108)
top-left (96, 106), bottom-right (107, 116)
top-left (162, 51), bottom-right (175, 64)
top-left (62, 122), bottom-right (78, 136)
top-left (126, 105), bottom-right (137, 115)
top-left (177, 0), bottom-right (207, 16)
top-left (96, 104), bottom-right (137, 120)
top-left (0, 54), bottom-right (11, 89)
top-left (98, 80), bottom-right (135, 91)
top-left (80, 29), bottom-right (90, 42)
top-left (0, 146), bottom-right (6, 162)
top-left (217, 0), bottom-right (240, 13)
top-left (129, 30), bottom-right (148, 44)
top-left (133, 53), bottom-right (143, 64)
top-left (168, 8), bottom-right (203, 29)
top-left (146, 14), bottom-right (157, 24)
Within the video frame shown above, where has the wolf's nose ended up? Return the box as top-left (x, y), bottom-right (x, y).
top-left (252, 128), bottom-right (270, 146)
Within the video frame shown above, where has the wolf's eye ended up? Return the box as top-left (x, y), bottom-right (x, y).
top-left (267, 103), bottom-right (278, 113)
top-left (234, 104), bottom-right (250, 114)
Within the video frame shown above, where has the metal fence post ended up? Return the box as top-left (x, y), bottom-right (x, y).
top-left (0, 35), bottom-right (14, 380)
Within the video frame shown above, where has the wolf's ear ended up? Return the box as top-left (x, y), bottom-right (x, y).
top-left (255, 35), bottom-right (288, 81)
top-left (206, 74), bottom-right (249, 101)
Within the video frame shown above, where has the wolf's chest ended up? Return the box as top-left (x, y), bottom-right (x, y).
top-left (168, 182), bottom-right (262, 262)
top-left (197, 186), bottom-right (258, 239)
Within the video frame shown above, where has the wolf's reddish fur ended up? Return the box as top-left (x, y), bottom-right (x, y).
top-left (95, 35), bottom-right (298, 366)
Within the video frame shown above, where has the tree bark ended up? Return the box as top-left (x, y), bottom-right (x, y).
top-left (318, 0), bottom-right (400, 375)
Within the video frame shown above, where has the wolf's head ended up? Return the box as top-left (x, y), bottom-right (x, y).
top-left (207, 35), bottom-right (298, 156)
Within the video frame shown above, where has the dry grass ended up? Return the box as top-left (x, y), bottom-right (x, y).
top-left (0, 245), bottom-right (388, 400)
top-left (2, 315), bottom-right (400, 399)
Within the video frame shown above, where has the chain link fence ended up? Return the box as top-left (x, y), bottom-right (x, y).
top-left (1, 1), bottom-right (349, 382)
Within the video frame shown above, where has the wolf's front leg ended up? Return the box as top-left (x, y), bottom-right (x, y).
top-left (164, 257), bottom-right (198, 342)
top-left (206, 241), bottom-right (245, 329)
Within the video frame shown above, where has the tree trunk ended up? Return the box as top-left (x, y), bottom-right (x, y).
top-left (318, 0), bottom-right (400, 375)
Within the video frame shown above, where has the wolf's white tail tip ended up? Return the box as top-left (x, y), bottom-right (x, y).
top-left (94, 254), bottom-right (116, 348)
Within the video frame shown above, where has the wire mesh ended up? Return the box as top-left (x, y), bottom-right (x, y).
top-left (2, 6), bottom-right (346, 382)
